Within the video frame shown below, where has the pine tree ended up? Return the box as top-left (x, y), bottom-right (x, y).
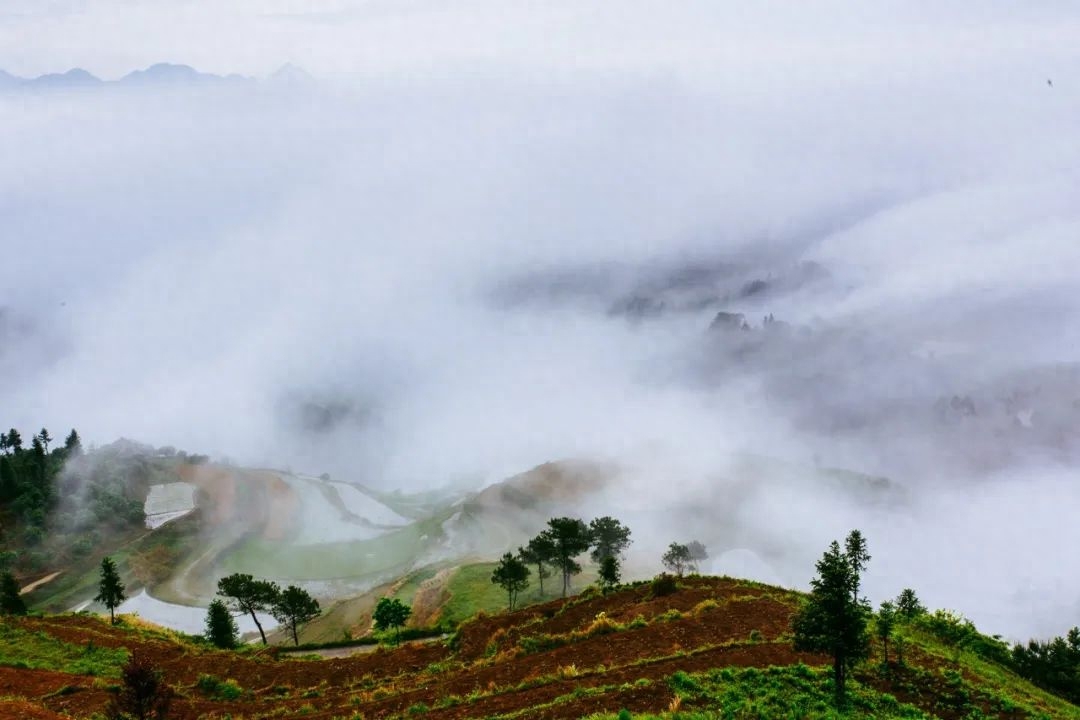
top-left (844, 529), bottom-right (871, 603)
top-left (877, 600), bottom-right (896, 670)
top-left (64, 429), bottom-right (82, 456)
top-left (0, 572), bottom-right (27, 615)
top-left (792, 536), bottom-right (870, 702)
top-left (38, 428), bottom-right (52, 453)
top-left (95, 556), bottom-right (127, 625)
top-left (588, 516), bottom-right (632, 564)
top-left (30, 437), bottom-right (46, 467)
top-left (216, 574), bottom-right (280, 645)
top-left (598, 555), bottom-right (621, 592)
top-left (491, 552), bottom-right (530, 611)
top-left (545, 518), bottom-right (592, 597)
top-left (205, 599), bottom-right (239, 649)
top-left (270, 585), bottom-right (321, 646)
top-left (895, 588), bottom-right (926, 620)
top-left (519, 534), bottom-right (554, 596)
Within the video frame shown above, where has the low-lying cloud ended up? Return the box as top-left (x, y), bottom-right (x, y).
top-left (2, 1), bottom-right (1080, 639)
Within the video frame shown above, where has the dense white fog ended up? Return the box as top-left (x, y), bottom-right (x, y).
top-left (2, 1), bottom-right (1080, 639)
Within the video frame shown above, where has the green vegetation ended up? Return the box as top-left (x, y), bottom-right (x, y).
top-left (896, 588), bottom-right (926, 619)
top-left (205, 599), bottom-right (239, 649)
top-left (29, 511), bottom-right (200, 613)
top-left (490, 552), bottom-right (530, 611)
top-left (792, 530), bottom-right (871, 701)
top-left (661, 542), bottom-right (692, 576)
top-left (390, 565), bottom-right (443, 605)
top-left (196, 673), bottom-right (245, 700)
top-left (1011, 627), bottom-right (1080, 704)
top-left (271, 585), bottom-right (322, 646)
top-left (216, 573), bottom-right (279, 644)
top-left (0, 620), bottom-right (128, 676)
top-left (518, 534), bottom-right (554, 595)
top-left (518, 612), bottom-right (642, 653)
top-left (588, 516), bottom-right (632, 564)
top-left (109, 653), bottom-right (172, 720)
top-left (876, 600), bottom-right (897, 668)
top-left (598, 555), bottom-right (621, 592)
top-left (94, 556), bottom-right (126, 625)
top-left (598, 665), bottom-right (935, 719)
top-left (373, 597), bottom-right (411, 641)
top-left (659, 539), bottom-right (709, 576)
top-left (0, 572), bottom-right (26, 615)
top-left (650, 573), bottom-right (678, 597)
top-left (222, 515), bottom-right (447, 581)
top-left (442, 561), bottom-right (601, 625)
top-left (516, 514), bottom-right (632, 600)
top-left (893, 618), bottom-right (1080, 719)
top-left (544, 517), bottom-right (592, 597)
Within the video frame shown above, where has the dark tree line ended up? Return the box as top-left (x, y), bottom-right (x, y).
top-left (491, 515), bottom-right (633, 611)
top-left (214, 573), bottom-right (321, 646)
top-left (0, 427), bottom-right (81, 534)
top-left (1011, 628), bottom-right (1080, 704)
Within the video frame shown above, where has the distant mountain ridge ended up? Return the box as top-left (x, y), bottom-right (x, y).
top-left (0, 63), bottom-right (313, 91)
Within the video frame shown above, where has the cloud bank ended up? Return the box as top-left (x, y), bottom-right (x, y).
top-left (2, 1), bottom-right (1080, 639)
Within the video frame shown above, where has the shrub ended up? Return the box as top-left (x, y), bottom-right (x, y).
top-left (657, 609), bottom-right (683, 622)
top-left (584, 612), bottom-right (620, 636)
top-left (650, 573), bottom-right (678, 597)
top-left (749, 629), bottom-right (763, 642)
top-left (692, 599), bottom-right (720, 615)
top-left (106, 654), bottom-right (172, 720)
top-left (917, 610), bottom-right (976, 665)
top-left (669, 670), bottom-right (701, 694)
top-left (196, 674), bottom-right (244, 700)
top-left (518, 633), bottom-right (566, 653)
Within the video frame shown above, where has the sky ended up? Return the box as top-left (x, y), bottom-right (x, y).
top-left (2, 1), bottom-right (1080, 639)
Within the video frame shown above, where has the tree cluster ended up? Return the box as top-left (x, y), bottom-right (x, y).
top-left (0, 425), bottom-right (160, 579)
top-left (661, 540), bottom-right (708, 576)
top-left (0, 427), bottom-right (81, 544)
top-left (214, 573), bottom-right (321, 646)
top-left (1011, 627), bottom-right (1080, 704)
top-left (373, 597), bottom-right (412, 641)
top-left (489, 516), bottom-right (633, 612)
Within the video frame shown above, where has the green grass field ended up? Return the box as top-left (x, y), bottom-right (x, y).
top-left (0, 621), bottom-right (129, 677)
top-left (441, 561), bottom-right (599, 625)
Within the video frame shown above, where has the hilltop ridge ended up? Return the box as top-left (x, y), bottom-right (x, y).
top-left (2, 575), bottom-right (1077, 719)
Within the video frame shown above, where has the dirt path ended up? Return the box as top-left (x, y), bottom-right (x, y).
top-left (20, 571), bottom-right (62, 595)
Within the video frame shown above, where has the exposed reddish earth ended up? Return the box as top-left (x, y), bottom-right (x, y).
top-left (0, 578), bottom-right (1056, 719)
